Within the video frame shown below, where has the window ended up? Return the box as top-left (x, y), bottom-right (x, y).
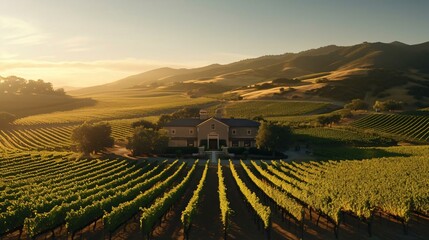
top-left (189, 129), bottom-right (194, 135)
top-left (211, 124), bottom-right (215, 130)
top-left (247, 129), bottom-right (252, 135)
top-left (232, 129), bottom-right (237, 135)
top-left (244, 140), bottom-right (251, 147)
top-left (187, 139), bottom-right (194, 147)
top-left (171, 129), bottom-right (176, 135)
top-left (232, 140), bottom-right (239, 147)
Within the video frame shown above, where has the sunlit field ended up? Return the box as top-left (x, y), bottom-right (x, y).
top-left (14, 90), bottom-right (215, 125)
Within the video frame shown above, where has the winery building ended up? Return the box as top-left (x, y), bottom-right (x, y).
top-left (163, 110), bottom-right (260, 150)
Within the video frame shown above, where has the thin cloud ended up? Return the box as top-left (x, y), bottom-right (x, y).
top-left (0, 16), bottom-right (48, 45)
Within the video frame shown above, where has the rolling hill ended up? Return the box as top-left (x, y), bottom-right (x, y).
top-left (71, 41), bottom-right (429, 107)
top-left (0, 76), bottom-right (96, 118)
top-left (0, 94), bottom-right (95, 118)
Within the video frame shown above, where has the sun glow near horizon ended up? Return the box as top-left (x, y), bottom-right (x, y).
top-left (0, 58), bottom-right (192, 88)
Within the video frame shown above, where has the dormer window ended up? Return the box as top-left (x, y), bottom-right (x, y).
top-left (211, 124), bottom-right (215, 130)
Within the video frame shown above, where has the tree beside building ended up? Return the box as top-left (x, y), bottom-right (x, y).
top-left (256, 121), bottom-right (291, 155)
top-left (127, 127), bottom-right (169, 156)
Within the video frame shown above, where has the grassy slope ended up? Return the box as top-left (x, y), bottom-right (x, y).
top-left (221, 100), bottom-right (337, 118)
top-left (70, 41), bottom-right (429, 107)
top-left (14, 89), bottom-right (216, 125)
top-left (0, 94), bottom-right (95, 118)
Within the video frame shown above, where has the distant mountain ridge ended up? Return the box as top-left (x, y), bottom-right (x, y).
top-left (72, 41), bottom-right (429, 106)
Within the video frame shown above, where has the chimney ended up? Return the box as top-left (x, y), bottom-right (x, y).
top-left (199, 109), bottom-right (208, 120)
top-left (215, 108), bottom-right (223, 118)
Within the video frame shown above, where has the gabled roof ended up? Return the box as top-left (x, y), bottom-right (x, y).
top-left (197, 117), bottom-right (229, 127)
top-left (164, 118), bottom-right (203, 127)
top-left (164, 117), bottom-right (260, 128)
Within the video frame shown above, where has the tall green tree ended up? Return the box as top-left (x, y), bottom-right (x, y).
top-left (256, 121), bottom-right (291, 154)
top-left (71, 122), bottom-right (114, 154)
top-left (127, 127), bottom-right (169, 156)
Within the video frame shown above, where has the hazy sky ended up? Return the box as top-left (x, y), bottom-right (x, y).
top-left (1, 0), bottom-right (428, 88)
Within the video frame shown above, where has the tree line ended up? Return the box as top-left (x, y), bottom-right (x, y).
top-left (344, 98), bottom-right (404, 112)
top-left (0, 76), bottom-right (65, 95)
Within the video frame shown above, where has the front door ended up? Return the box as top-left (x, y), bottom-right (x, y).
top-left (209, 139), bottom-right (218, 150)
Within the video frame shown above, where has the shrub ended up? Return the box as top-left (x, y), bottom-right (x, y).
top-left (344, 99), bottom-right (368, 110)
top-left (315, 78), bottom-right (329, 83)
